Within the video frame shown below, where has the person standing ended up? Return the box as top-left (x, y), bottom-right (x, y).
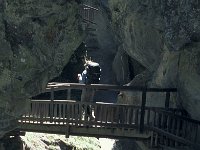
top-left (78, 60), bottom-right (101, 120)
top-left (78, 60), bottom-right (101, 102)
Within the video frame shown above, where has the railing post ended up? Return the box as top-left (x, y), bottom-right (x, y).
top-left (165, 92), bottom-right (170, 109)
top-left (140, 88), bottom-right (147, 133)
top-left (50, 87), bottom-right (54, 123)
top-left (67, 89), bottom-right (71, 100)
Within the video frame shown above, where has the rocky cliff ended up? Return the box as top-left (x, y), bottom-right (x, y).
top-left (0, 0), bottom-right (83, 137)
top-left (109, 0), bottom-right (200, 120)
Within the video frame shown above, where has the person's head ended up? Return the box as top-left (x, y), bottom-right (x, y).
top-left (78, 74), bottom-right (81, 78)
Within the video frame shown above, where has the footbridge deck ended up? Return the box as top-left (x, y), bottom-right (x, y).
top-left (18, 83), bottom-right (200, 149)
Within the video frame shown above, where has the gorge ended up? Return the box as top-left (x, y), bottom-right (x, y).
top-left (0, 0), bottom-right (200, 150)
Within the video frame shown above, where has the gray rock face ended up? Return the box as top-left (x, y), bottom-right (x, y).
top-left (112, 49), bottom-right (130, 85)
top-left (109, 0), bottom-right (200, 120)
top-left (0, 0), bottom-right (83, 135)
top-left (178, 43), bottom-right (200, 120)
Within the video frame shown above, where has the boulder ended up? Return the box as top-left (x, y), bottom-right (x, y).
top-left (0, 0), bottom-right (83, 136)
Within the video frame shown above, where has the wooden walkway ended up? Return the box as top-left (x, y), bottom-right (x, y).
top-left (18, 83), bottom-right (200, 149)
top-left (78, 3), bottom-right (98, 36)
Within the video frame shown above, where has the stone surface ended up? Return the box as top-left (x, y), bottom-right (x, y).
top-left (178, 43), bottom-right (200, 120)
top-left (0, 0), bottom-right (83, 136)
top-left (0, 133), bottom-right (101, 150)
top-left (112, 49), bottom-right (130, 85)
top-left (83, 0), bottom-right (118, 103)
top-left (108, 0), bottom-right (200, 120)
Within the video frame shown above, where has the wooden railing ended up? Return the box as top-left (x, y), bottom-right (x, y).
top-left (146, 108), bottom-right (200, 148)
top-left (20, 100), bottom-right (141, 129)
top-left (19, 83), bottom-right (200, 148)
top-left (44, 83), bottom-right (177, 132)
top-left (19, 100), bottom-right (200, 148)
top-left (79, 4), bottom-right (98, 24)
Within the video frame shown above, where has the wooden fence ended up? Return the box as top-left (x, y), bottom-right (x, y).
top-left (18, 83), bottom-right (200, 148)
top-left (19, 100), bottom-right (200, 148)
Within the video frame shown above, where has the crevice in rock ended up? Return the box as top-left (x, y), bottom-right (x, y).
top-left (51, 42), bottom-right (86, 83)
top-left (127, 56), bottom-right (146, 81)
top-left (190, 33), bottom-right (200, 42)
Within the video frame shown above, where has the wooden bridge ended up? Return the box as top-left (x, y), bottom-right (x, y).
top-left (17, 83), bottom-right (200, 149)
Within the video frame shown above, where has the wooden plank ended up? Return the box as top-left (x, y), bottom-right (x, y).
top-left (40, 104), bottom-right (44, 124)
top-left (130, 107), bottom-right (134, 124)
top-left (155, 132), bottom-right (158, 147)
top-left (99, 105), bottom-right (103, 124)
top-left (20, 118), bottom-right (137, 128)
top-left (59, 104), bottom-right (62, 124)
top-left (176, 119), bottom-right (181, 137)
top-left (181, 120), bottom-right (186, 138)
top-left (79, 103), bottom-right (82, 124)
top-left (105, 105), bottom-right (108, 123)
top-left (44, 103), bottom-right (47, 119)
top-left (83, 18), bottom-right (96, 25)
top-left (33, 104), bottom-right (37, 122)
top-left (127, 107), bottom-right (131, 124)
top-left (84, 104), bottom-right (88, 124)
top-left (46, 83), bottom-right (177, 93)
top-left (31, 100), bottom-right (184, 115)
top-left (124, 106), bottom-right (127, 124)
top-left (53, 103), bottom-right (57, 121)
top-left (167, 115), bottom-right (171, 133)
top-left (110, 106), bottom-right (114, 124)
top-left (140, 90), bottom-right (147, 133)
top-left (147, 109), bottom-right (150, 126)
top-left (75, 104), bottom-right (79, 126)
top-left (135, 109), bottom-right (139, 126)
top-left (148, 126), bottom-right (200, 147)
top-left (19, 124), bottom-right (150, 139)
top-left (151, 109), bottom-right (200, 125)
top-left (66, 104), bottom-right (70, 123)
top-left (150, 131), bottom-right (154, 147)
top-left (63, 104), bottom-right (66, 125)
top-left (67, 89), bottom-right (71, 100)
top-left (153, 111), bottom-right (156, 127)
top-left (158, 113), bottom-right (162, 128)
top-left (165, 92), bottom-right (170, 109)
top-left (72, 103), bottom-right (75, 125)
top-left (29, 105), bottom-right (31, 123)
top-left (50, 87), bottom-right (54, 123)
top-left (94, 105), bottom-right (99, 127)
top-left (65, 125), bottom-right (69, 138)
top-left (82, 4), bottom-right (99, 11)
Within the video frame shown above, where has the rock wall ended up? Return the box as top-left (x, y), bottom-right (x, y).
top-left (0, 0), bottom-right (83, 136)
top-left (109, 0), bottom-right (200, 120)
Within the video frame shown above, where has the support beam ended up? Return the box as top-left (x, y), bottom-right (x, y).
top-left (67, 89), bottom-right (71, 100)
top-left (165, 92), bottom-right (170, 109)
top-left (140, 89), bottom-right (147, 133)
top-left (50, 87), bottom-right (54, 123)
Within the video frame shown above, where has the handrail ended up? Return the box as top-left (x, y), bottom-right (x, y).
top-left (46, 83), bottom-right (177, 92)
top-left (26, 99), bottom-right (199, 130)
top-left (29, 100), bottom-right (195, 126)
top-left (20, 99), bottom-right (200, 148)
top-left (149, 108), bottom-right (200, 125)
top-left (31, 99), bottom-right (182, 110)
top-left (82, 4), bottom-right (98, 11)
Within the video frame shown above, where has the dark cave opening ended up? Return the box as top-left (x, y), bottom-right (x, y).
top-left (51, 42), bottom-right (86, 83)
top-left (32, 42), bottom-right (87, 100)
